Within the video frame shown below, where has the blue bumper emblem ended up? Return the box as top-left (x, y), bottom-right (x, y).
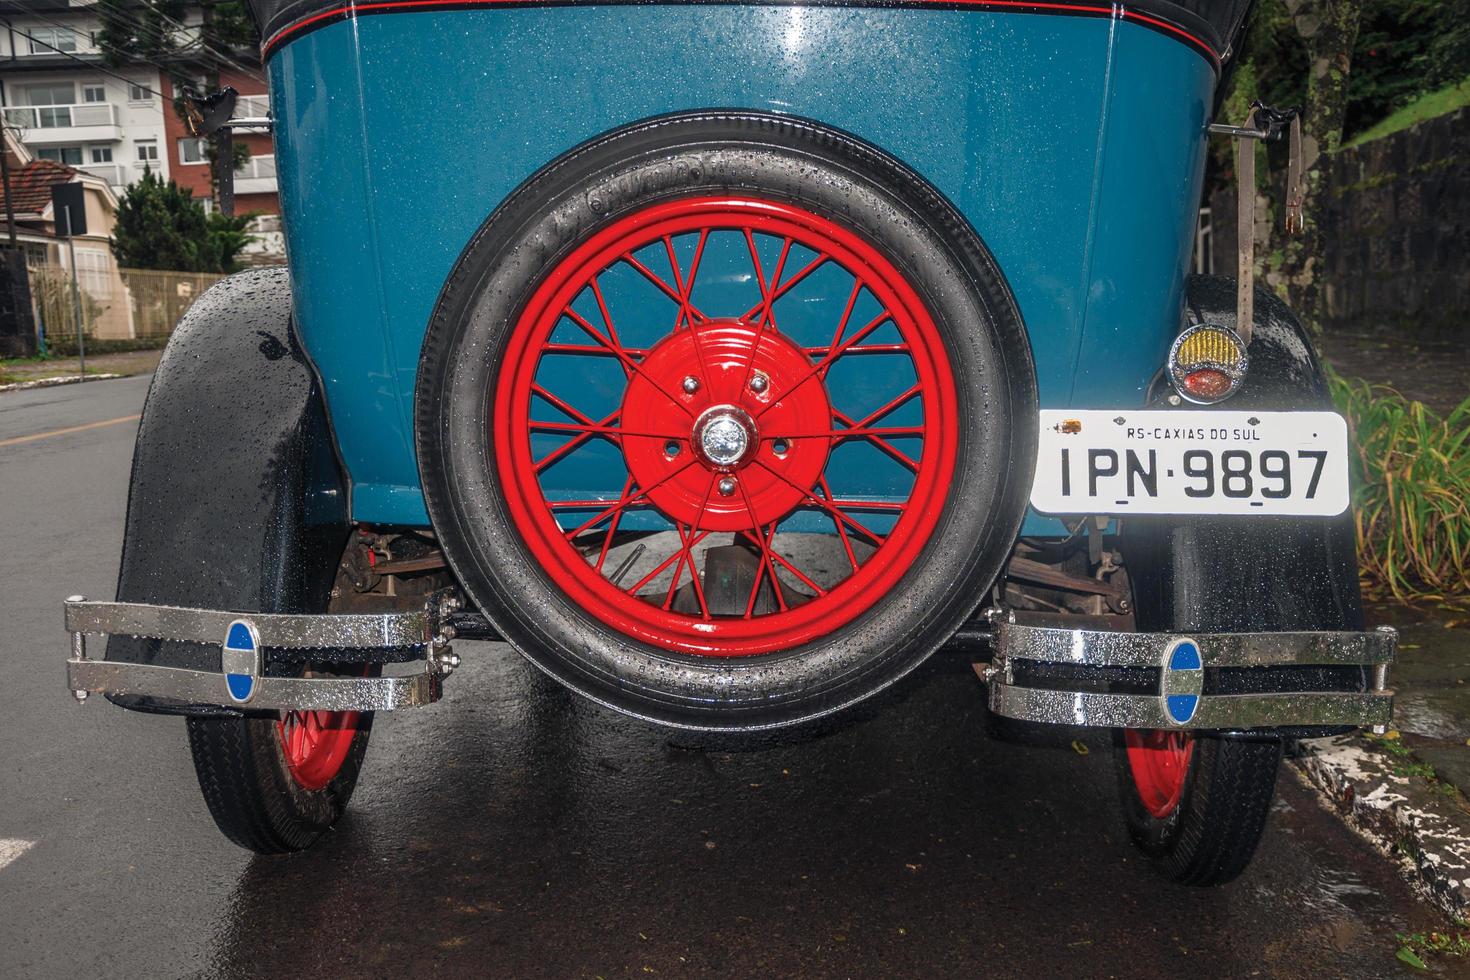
top-left (1161, 638), bottom-right (1203, 726)
top-left (222, 619), bottom-right (261, 705)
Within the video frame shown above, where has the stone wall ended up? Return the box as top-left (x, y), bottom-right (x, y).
top-left (1210, 107), bottom-right (1470, 341)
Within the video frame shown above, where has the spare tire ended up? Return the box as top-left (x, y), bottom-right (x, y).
top-left (416, 111), bottom-right (1035, 730)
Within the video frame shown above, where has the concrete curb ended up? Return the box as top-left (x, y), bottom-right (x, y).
top-left (0, 373), bottom-right (123, 393)
top-left (1293, 734), bottom-right (1470, 921)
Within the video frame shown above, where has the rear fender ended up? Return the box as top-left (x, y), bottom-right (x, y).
top-left (1125, 276), bottom-right (1364, 638)
top-left (105, 268), bottom-right (349, 715)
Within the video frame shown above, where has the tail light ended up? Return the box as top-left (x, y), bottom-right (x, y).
top-left (1167, 325), bottom-right (1248, 404)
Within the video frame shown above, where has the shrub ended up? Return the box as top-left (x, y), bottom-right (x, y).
top-left (1330, 370), bottom-right (1470, 600)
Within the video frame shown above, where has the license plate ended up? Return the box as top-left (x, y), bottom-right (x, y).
top-left (1029, 410), bottom-right (1351, 516)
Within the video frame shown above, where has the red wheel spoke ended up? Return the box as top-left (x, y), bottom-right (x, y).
top-left (755, 310), bottom-right (892, 419)
top-left (562, 307), bottom-right (694, 416)
top-left (802, 344), bottom-right (909, 357)
top-left (825, 279), bottom-right (863, 351)
top-left (623, 251), bottom-right (709, 322)
top-left (737, 231), bottom-right (791, 390)
top-left (740, 250), bottom-right (830, 321)
top-left (530, 420), bottom-right (679, 439)
top-left (734, 480), bottom-right (788, 616)
top-left (589, 277), bottom-right (631, 379)
top-left (831, 412), bottom-right (920, 473)
top-left (736, 529), bottom-right (829, 596)
top-left (663, 520), bottom-right (711, 617)
top-left (627, 527), bottom-right (713, 595)
top-left (664, 230), bottom-right (716, 387)
top-left (661, 474), bottom-right (716, 615)
top-left (595, 475), bottom-right (637, 572)
top-left (543, 343), bottom-right (649, 359)
top-left (561, 457), bottom-right (699, 539)
top-left (752, 459), bottom-right (888, 546)
top-left (818, 476), bottom-right (861, 573)
top-left (531, 404), bottom-right (621, 474)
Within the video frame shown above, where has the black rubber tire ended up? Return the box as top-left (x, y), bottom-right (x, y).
top-left (1115, 733), bottom-right (1283, 886)
top-left (186, 708), bottom-right (373, 854)
top-left (416, 111), bottom-right (1036, 731)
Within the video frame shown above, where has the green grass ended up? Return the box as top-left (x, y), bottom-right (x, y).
top-left (1329, 369), bottom-right (1470, 601)
top-left (1346, 77), bottom-right (1470, 148)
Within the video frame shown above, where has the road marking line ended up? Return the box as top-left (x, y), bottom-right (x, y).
top-left (0, 414), bottom-right (140, 449)
top-left (0, 839), bottom-right (35, 870)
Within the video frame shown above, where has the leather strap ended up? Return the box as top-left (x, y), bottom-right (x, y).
top-left (1235, 107), bottom-right (1257, 346)
top-left (1284, 113), bottom-right (1304, 234)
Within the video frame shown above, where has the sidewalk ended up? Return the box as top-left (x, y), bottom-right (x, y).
top-left (1293, 603), bottom-right (1470, 920)
top-left (0, 350), bottom-right (163, 389)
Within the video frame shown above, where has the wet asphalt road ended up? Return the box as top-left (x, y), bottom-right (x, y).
top-left (0, 376), bottom-right (1456, 979)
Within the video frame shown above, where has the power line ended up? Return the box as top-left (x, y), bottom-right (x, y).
top-left (124, 0), bottom-right (264, 83)
top-left (1, 22), bottom-right (170, 101)
top-left (2, 3), bottom-right (189, 95)
top-left (89, 0), bottom-right (264, 84)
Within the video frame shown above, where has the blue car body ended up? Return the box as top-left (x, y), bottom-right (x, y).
top-left (263, 3), bottom-right (1217, 530)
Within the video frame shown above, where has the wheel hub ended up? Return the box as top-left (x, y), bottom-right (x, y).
top-left (693, 406), bottom-right (756, 469)
top-left (621, 320), bottom-right (831, 532)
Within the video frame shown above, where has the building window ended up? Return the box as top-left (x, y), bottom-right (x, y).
top-left (178, 137), bottom-right (207, 165)
top-left (21, 82), bottom-right (74, 106)
top-left (27, 27), bottom-right (78, 54)
top-left (82, 84), bottom-right (105, 103)
top-left (73, 249), bottom-right (113, 299)
top-left (128, 83), bottom-right (151, 103)
top-left (135, 140), bottom-right (158, 163)
top-left (89, 146), bottom-right (112, 164)
top-left (38, 146), bottom-right (83, 166)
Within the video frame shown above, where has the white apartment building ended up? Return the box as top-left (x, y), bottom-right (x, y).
top-left (0, 2), bottom-right (173, 192)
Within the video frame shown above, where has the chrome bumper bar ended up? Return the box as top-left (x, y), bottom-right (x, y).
top-left (63, 595), bottom-right (459, 712)
top-left (982, 619), bottom-right (1396, 731)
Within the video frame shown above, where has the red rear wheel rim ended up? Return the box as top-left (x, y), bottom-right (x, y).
top-left (277, 708), bottom-right (360, 791)
top-left (1125, 729), bottom-right (1195, 818)
top-left (494, 196), bottom-right (958, 657)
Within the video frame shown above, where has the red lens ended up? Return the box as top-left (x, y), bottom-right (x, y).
top-left (1182, 368), bottom-right (1233, 400)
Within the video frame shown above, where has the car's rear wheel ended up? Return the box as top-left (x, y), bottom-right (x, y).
top-left (417, 111), bottom-right (1036, 730)
top-left (187, 682), bottom-right (372, 854)
top-left (1116, 728), bottom-right (1282, 885)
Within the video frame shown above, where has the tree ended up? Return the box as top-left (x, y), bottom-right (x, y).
top-left (95, 2), bottom-right (259, 213)
top-left (112, 169), bottom-right (254, 273)
top-left (1264, 0), bottom-right (1364, 332)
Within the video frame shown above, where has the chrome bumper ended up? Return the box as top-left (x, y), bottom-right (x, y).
top-left (63, 595), bottom-right (459, 712)
top-left (982, 619), bottom-right (1396, 731)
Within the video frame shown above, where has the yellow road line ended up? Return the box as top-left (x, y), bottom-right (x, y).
top-left (0, 414), bottom-right (140, 449)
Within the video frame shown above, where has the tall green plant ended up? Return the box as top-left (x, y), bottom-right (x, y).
top-left (1330, 371), bottom-right (1470, 600)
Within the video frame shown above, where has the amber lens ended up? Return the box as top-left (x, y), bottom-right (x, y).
top-left (1175, 329), bottom-right (1242, 371)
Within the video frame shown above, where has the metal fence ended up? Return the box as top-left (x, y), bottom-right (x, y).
top-left (119, 268), bottom-right (225, 337)
top-left (25, 264), bottom-right (224, 341)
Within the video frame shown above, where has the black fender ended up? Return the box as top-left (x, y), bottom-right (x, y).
top-left (105, 267), bottom-right (349, 715)
top-left (1124, 277), bottom-right (1366, 728)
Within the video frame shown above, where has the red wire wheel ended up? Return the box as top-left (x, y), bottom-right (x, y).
top-left (494, 197), bottom-right (957, 656)
top-left (417, 113), bottom-right (1036, 728)
top-left (1124, 729), bottom-right (1195, 818)
top-left (277, 707), bottom-right (363, 791)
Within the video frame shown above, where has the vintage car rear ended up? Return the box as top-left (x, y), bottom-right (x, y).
top-left (63, 0), bottom-right (1394, 884)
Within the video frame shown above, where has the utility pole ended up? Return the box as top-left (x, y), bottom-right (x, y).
top-left (61, 204), bottom-right (84, 376)
top-left (0, 82), bottom-right (19, 248)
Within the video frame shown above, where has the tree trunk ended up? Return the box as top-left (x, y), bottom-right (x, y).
top-left (1268, 0), bottom-right (1364, 332)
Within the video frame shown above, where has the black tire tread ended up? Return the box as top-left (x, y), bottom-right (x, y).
top-left (1118, 733), bottom-right (1282, 887)
top-left (186, 713), bottom-right (371, 854)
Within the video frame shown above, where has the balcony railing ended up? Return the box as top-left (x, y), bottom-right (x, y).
top-left (79, 163), bottom-right (126, 185)
top-left (3, 102), bottom-right (119, 131)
